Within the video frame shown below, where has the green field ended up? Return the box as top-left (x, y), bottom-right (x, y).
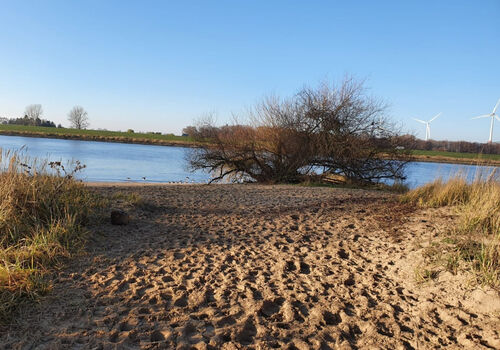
top-left (0, 124), bottom-right (194, 143)
top-left (411, 150), bottom-right (500, 162)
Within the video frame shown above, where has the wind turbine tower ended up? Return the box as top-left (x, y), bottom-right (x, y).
top-left (413, 113), bottom-right (442, 141)
top-left (472, 99), bottom-right (500, 143)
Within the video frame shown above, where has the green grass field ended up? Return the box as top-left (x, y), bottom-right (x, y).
top-left (411, 150), bottom-right (500, 161)
top-left (0, 124), bottom-right (194, 143)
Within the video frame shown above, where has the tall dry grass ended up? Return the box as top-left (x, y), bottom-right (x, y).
top-left (0, 149), bottom-right (101, 323)
top-left (402, 169), bottom-right (500, 288)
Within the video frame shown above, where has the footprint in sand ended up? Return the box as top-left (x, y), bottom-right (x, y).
top-left (150, 329), bottom-right (167, 342)
top-left (173, 251), bottom-right (185, 259)
top-left (216, 315), bottom-right (236, 327)
top-left (344, 275), bottom-right (355, 287)
top-left (119, 321), bottom-right (134, 331)
top-left (299, 261), bottom-right (310, 274)
top-left (173, 294), bottom-right (188, 307)
top-left (109, 330), bottom-right (120, 343)
top-left (161, 275), bottom-right (174, 283)
top-left (323, 311), bottom-right (342, 326)
top-left (249, 287), bottom-right (263, 301)
top-left (285, 260), bottom-right (296, 272)
top-left (181, 322), bottom-right (205, 344)
top-left (260, 298), bottom-right (284, 318)
top-left (137, 307), bottom-right (150, 314)
top-left (237, 317), bottom-right (257, 346)
top-left (338, 248), bottom-right (349, 259)
top-left (292, 300), bottom-right (309, 321)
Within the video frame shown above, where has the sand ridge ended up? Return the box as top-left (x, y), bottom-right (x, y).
top-left (2, 184), bottom-right (499, 349)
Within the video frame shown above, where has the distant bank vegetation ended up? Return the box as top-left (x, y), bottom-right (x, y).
top-left (407, 137), bottom-right (500, 155)
top-left (1, 104), bottom-right (61, 128)
top-left (0, 124), bottom-right (195, 146)
top-left (410, 149), bottom-right (500, 164)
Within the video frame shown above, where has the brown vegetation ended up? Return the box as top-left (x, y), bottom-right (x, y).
top-left (189, 78), bottom-right (412, 184)
top-left (0, 150), bottom-right (102, 323)
top-left (402, 172), bottom-right (500, 288)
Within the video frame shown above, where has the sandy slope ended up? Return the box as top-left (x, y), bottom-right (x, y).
top-left (2, 184), bottom-right (499, 349)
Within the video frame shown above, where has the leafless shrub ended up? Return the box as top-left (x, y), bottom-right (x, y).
top-left (189, 78), bottom-right (412, 184)
top-left (68, 106), bottom-right (89, 129)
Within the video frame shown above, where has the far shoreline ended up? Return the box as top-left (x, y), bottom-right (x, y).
top-left (0, 129), bottom-right (200, 148)
top-left (404, 154), bottom-right (500, 166)
top-left (1, 129), bottom-right (499, 167)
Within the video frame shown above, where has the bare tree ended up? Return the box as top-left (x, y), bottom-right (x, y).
top-left (24, 104), bottom-right (43, 124)
top-left (189, 77), bottom-right (412, 184)
top-left (182, 126), bottom-right (197, 137)
top-left (67, 106), bottom-right (89, 129)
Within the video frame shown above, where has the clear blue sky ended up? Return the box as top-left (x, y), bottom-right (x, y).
top-left (0, 0), bottom-right (499, 142)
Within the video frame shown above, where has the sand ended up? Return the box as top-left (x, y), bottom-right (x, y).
top-left (1, 184), bottom-right (499, 349)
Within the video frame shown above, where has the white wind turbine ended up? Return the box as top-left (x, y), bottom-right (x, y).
top-left (413, 113), bottom-right (442, 141)
top-left (471, 98), bottom-right (500, 143)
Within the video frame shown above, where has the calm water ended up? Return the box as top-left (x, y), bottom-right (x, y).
top-left (0, 135), bottom-right (210, 183)
top-left (0, 135), bottom-right (498, 188)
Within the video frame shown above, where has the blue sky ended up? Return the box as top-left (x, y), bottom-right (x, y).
top-left (0, 1), bottom-right (499, 142)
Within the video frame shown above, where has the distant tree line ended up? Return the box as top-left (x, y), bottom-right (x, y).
top-left (398, 135), bottom-right (500, 154)
top-left (2, 105), bottom-right (60, 127)
top-left (4, 115), bottom-right (58, 127)
top-left (0, 104), bottom-right (90, 130)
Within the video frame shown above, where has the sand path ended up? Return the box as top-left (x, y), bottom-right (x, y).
top-left (2, 184), bottom-right (499, 349)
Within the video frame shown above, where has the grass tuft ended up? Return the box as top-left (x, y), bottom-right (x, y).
top-left (0, 149), bottom-right (102, 323)
top-left (402, 171), bottom-right (500, 288)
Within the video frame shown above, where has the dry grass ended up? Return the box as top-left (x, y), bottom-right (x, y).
top-left (0, 150), bottom-right (102, 323)
top-left (402, 170), bottom-right (500, 288)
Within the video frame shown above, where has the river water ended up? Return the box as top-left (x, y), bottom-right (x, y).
top-left (0, 135), bottom-right (497, 189)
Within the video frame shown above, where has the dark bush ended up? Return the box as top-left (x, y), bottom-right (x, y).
top-left (189, 78), bottom-right (412, 184)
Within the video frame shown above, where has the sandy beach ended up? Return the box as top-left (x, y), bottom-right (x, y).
top-left (2, 184), bottom-right (499, 349)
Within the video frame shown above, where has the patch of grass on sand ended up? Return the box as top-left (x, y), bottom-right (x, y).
top-left (402, 172), bottom-right (500, 288)
top-left (414, 267), bottom-right (439, 283)
top-left (0, 150), bottom-right (103, 323)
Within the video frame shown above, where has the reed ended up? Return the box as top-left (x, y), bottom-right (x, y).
top-left (402, 169), bottom-right (500, 288)
top-left (0, 149), bottom-right (102, 323)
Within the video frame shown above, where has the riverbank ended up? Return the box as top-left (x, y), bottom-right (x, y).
top-left (410, 150), bottom-right (500, 166)
top-left (0, 125), bottom-right (200, 148)
top-left (2, 184), bottom-right (498, 348)
top-left (2, 125), bottom-right (500, 166)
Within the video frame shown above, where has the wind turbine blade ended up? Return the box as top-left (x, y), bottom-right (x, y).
top-left (493, 98), bottom-right (500, 114)
top-left (496, 115), bottom-right (500, 122)
top-left (471, 114), bottom-right (491, 120)
top-left (413, 118), bottom-right (427, 124)
top-left (429, 112), bottom-right (442, 123)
